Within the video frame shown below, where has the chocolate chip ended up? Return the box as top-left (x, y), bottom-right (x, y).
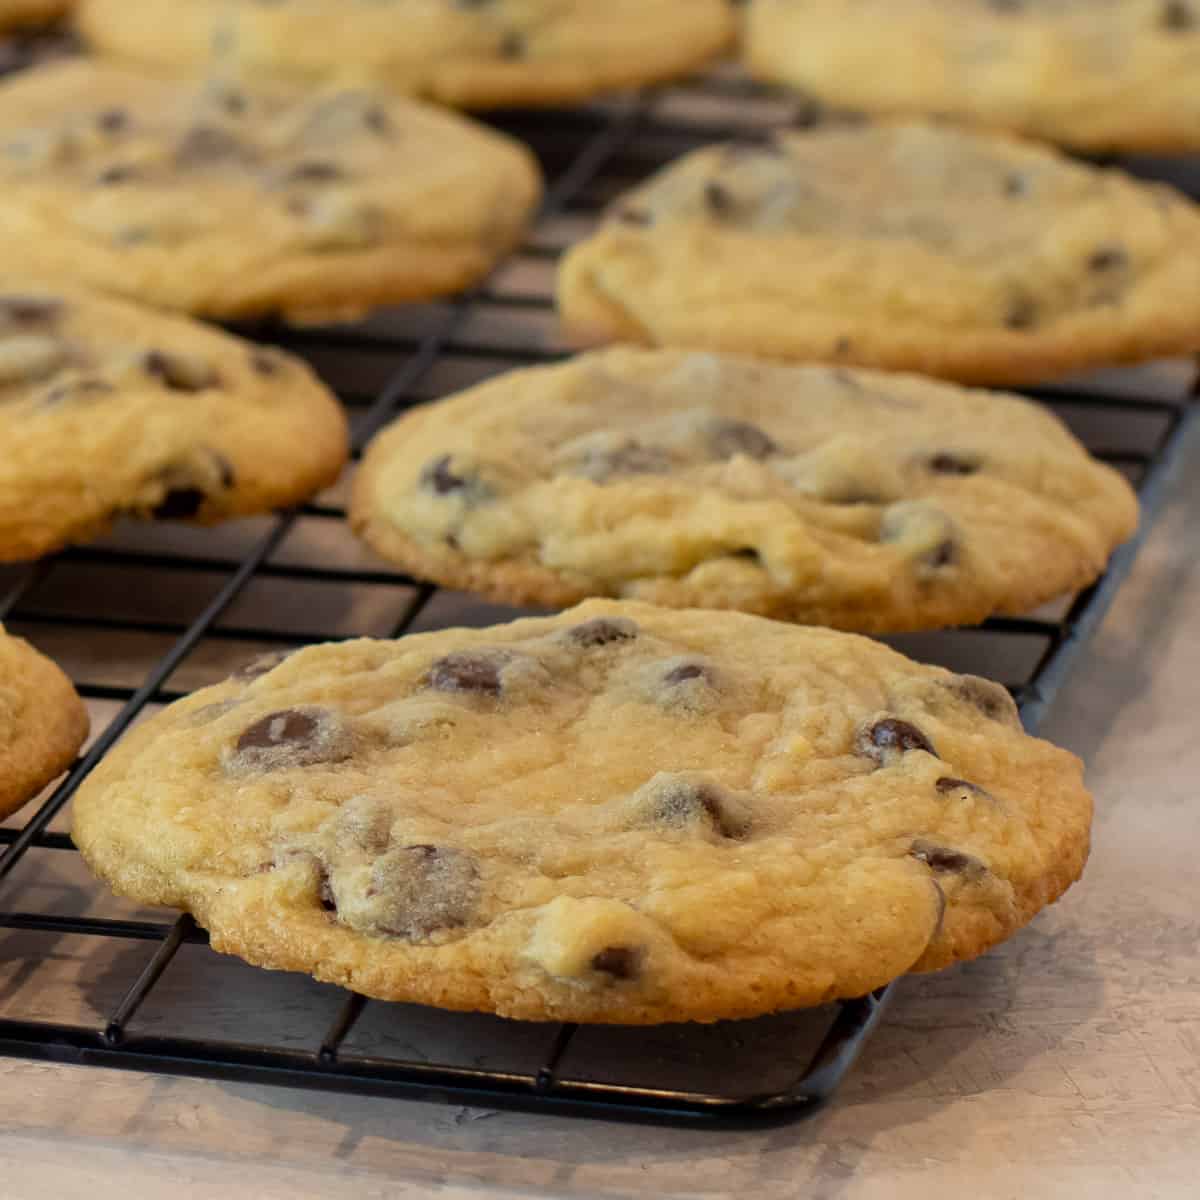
top-left (729, 547), bottom-right (762, 561)
top-left (421, 454), bottom-right (469, 496)
top-left (663, 662), bottom-right (710, 686)
top-left (249, 348), bottom-right (285, 376)
top-left (1088, 245), bottom-right (1128, 272)
top-left (936, 776), bottom-right (996, 802)
top-left (1003, 172), bottom-right (1029, 197)
top-left (363, 104), bottom-right (391, 135)
top-left (0, 296), bottom-right (61, 327)
top-left (704, 180), bottom-right (735, 217)
top-left (95, 163), bottom-right (141, 186)
top-left (567, 617), bottom-right (639, 647)
top-left (709, 419), bottom-right (778, 461)
top-left (857, 718), bottom-right (938, 764)
top-left (232, 648), bottom-right (297, 681)
top-left (950, 674), bottom-right (1021, 726)
top-left (639, 776), bottom-right (750, 839)
top-left (928, 452), bottom-right (980, 476)
top-left (500, 30), bottom-right (526, 58)
top-left (1005, 295), bottom-right (1038, 330)
top-left (590, 947), bottom-right (641, 980)
top-left (153, 487), bottom-right (206, 519)
top-left (910, 838), bottom-right (987, 879)
top-left (427, 652), bottom-right (502, 696)
top-left (143, 350), bottom-right (219, 392)
top-left (232, 706), bottom-right (350, 769)
top-left (613, 206), bottom-right (653, 227)
top-left (96, 108), bottom-right (129, 134)
top-left (277, 160), bottom-right (345, 185)
top-left (366, 845), bottom-right (480, 940)
top-left (175, 125), bottom-right (247, 166)
top-left (1163, 1), bottom-right (1196, 30)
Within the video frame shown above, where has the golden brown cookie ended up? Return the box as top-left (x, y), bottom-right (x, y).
top-left (1, 624), bottom-right (88, 819)
top-left (557, 121), bottom-right (1200, 385)
top-left (351, 348), bottom-right (1138, 633)
top-left (76, 0), bottom-right (734, 110)
top-left (0, 60), bottom-right (542, 320)
top-left (743, 0), bottom-right (1200, 155)
top-left (72, 600), bottom-right (1092, 1023)
top-left (0, 278), bottom-right (348, 561)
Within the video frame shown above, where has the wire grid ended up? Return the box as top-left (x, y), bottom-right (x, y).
top-left (0, 61), bottom-right (1198, 1126)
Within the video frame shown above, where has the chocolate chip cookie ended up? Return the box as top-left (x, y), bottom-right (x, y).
top-left (351, 348), bottom-right (1137, 633)
top-left (71, 600), bottom-right (1093, 1023)
top-left (0, 60), bottom-right (542, 320)
top-left (557, 121), bottom-right (1200, 385)
top-left (76, 0), bottom-right (734, 110)
top-left (743, 0), bottom-right (1200, 155)
top-left (0, 0), bottom-right (69, 32)
top-left (2, 624), bottom-right (88, 820)
top-left (0, 279), bottom-right (348, 561)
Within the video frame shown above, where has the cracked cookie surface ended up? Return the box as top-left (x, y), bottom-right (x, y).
top-left (351, 348), bottom-right (1137, 633)
top-left (0, 60), bottom-right (541, 319)
top-left (743, 0), bottom-right (1200, 155)
top-left (76, 0), bottom-right (734, 110)
top-left (0, 278), bottom-right (348, 560)
top-left (557, 121), bottom-right (1200, 385)
top-left (1, 624), bottom-right (88, 820)
top-left (72, 600), bottom-right (1093, 1023)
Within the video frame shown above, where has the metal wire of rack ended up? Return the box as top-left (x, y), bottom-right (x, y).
top-left (0, 55), bottom-right (1198, 1127)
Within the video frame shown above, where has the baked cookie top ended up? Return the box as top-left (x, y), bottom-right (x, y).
top-left (557, 121), bottom-right (1200, 385)
top-left (72, 600), bottom-right (1093, 1024)
top-left (76, 0), bottom-right (734, 110)
top-left (351, 348), bottom-right (1138, 633)
top-left (1, 624), bottom-right (88, 820)
top-left (0, 60), bottom-right (542, 320)
top-left (743, 0), bottom-right (1200, 155)
top-left (0, 278), bottom-right (348, 561)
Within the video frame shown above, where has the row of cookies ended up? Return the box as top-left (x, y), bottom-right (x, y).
top-left (11, 1), bottom-right (1200, 155)
top-left (1, 14), bottom-right (1179, 1024)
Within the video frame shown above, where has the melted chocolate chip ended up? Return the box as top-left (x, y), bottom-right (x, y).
top-left (1003, 172), bottom-right (1029, 198)
top-left (663, 662), bottom-right (710, 686)
top-left (363, 104), bottom-right (391, 135)
top-left (857, 718), bottom-right (938, 764)
top-left (420, 454), bottom-right (469, 496)
top-left (96, 108), bottom-right (129, 134)
top-left (928, 452), bottom-right (981, 476)
top-left (153, 487), bottom-right (206, 519)
top-left (95, 163), bottom-right (140, 185)
top-left (577, 442), bottom-right (672, 481)
top-left (278, 161), bottom-right (344, 185)
top-left (369, 845), bottom-right (480, 940)
top-left (427, 652), bottom-right (502, 696)
top-left (910, 839), bottom-right (987, 879)
top-left (951, 674), bottom-right (1021, 726)
top-left (709, 419), bottom-right (778, 461)
top-left (1163, 1), bottom-right (1196, 30)
top-left (143, 350), bottom-right (219, 392)
top-left (232, 706), bottom-right (349, 769)
top-left (703, 180), bottom-right (735, 217)
top-left (249, 349), bottom-right (285, 376)
top-left (0, 296), bottom-right (61, 327)
top-left (500, 30), bottom-right (526, 58)
top-left (591, 946), bottom-right (641, 980)
top-left (567, 617), bottom-right (639, 648)
top-left (642, 776), bottom-right (749, 839)
top-left (1088, 245), bottom-right (1128, 272)
top-left (232, 648), bottom-right (297, 681)
top-left (1005, 295), bottom-right (1038, 330)
top-left (935, 776), bottom-right (995, 800)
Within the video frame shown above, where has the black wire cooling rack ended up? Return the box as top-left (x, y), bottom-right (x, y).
top-left (0, 55), bottom-right (1198, 1127)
